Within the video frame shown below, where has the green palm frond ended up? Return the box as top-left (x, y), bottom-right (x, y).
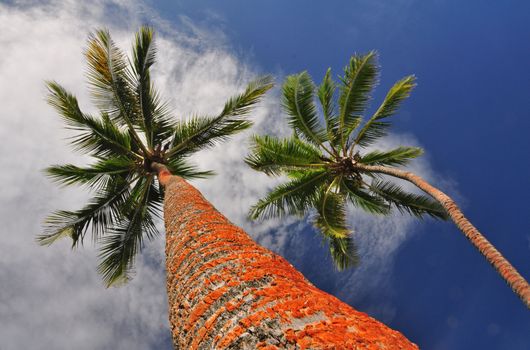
top-left (167, 76), bottom-right (273, 158)
top-left (338, 51), bottom-right (378, 150)
top-left (46, 83), bottom-right (137, 158)
top-left (131, 26), bottom-right (157, 146)
top-left (341, 178), bottom-right (390, 215)
top-left (166, 157), bottom-right (215, 180)
top-left (85, 29), bottom-right (137, 125)
top-left (327, 235), bottom-right (359, 271)
top-left (360, 146), bottom-right (423, 166)
top-left (220, 75), bottom-right (274, 117)
top-left (313, 180), bottom-right (349, 238)
top-left (249, 170), bottom-right (330, 220)
top-left (317, 68), bottom-right (338, 147)
top-left (38, 175), bottom-right (136, 246)
top-left (282, 72), bottom-right (328, 147)
top-left (369, 179), bottom-right (448, 219)
top-left (245, 135), bottom-right (324, 176)
top-left (97, 176), bottom-right (157, 286)
top-left (353, 75), bottom-right (416, 148)
top-left (45, 157), bottom-right (135, 188)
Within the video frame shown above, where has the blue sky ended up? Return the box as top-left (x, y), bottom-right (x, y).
top-left (0, 1), bottom-right (528, 349)
top-left (151, 1), bottom-right (530, 348)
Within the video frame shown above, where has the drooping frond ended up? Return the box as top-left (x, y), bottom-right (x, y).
top-left (338, 51), bottom-right (378, 150)
top-left (327, 235), bottom-right (359, 271)
top-left (45, 157), bottom-right (135, 188)
top-left (97, 176), bottom-right (157, 287)
top-left (249, 170), bottom-right (329, 220)
top-left (245, 135), bottom-right (324, 176)
top-left (353, 75), bottom-right (416, 148)
top-left (369, 179), bottom-right (448, 219)
top-left (282, 72), bottom-right (328, 147)
top-left (38, 175), bottom-right (136, 246)
top-left (317, 68), bottom-right (338, 147)
top-left (360, 146), bottom-right (423, 166)
top-left (313, 181), bottom-right (349, 238)
top-left (167, 76), bottom-right (273, 157)
top-left (341, 178), bottom-right (390, 215)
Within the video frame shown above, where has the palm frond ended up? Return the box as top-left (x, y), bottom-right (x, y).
top-left (245, 135), bottom-right (325, 176)
top-left (341, 178), bottom-right (390, 215)
top-left (327, 235), bottom-right (359, 271)
top-left (220, 75), bottom-right (274, 117)
top-left (165, 158), bottom-right (215, 180)
top-left (167, 114), bottom-right (250, 157)
top-left (313, 181), bottom-right (349, 238)
top-left (45, 157), bottom-right (135, 188)
top-left (360, 146), bottom-right (423, 166)
top-left (38, 175), bottom-right (136, 246)
top-left (338, 51), bottom-right (378, 150)
top-left (353, 75), bottom-right (416, 148)
top-left (97, 176), bottom-right (157, 287)
top-left (85, 29), bottom-right (137, 126)
top-left (369, 179), bottom-right (448, 219)
top-left (167, 76), bottom-right (273, 157)
top-left (282, 72), bottom-right (328, 147)
top-left (249, 170), bottom-right (329, 220)
top-left (46, 83), bottom-right (138, 157)
top-left (131, 26), bottom-right (157, 146)
top-left (317, 68), bottom-right (339, 147)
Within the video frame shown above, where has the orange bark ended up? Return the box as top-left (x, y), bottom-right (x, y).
top-left (162, 174), bottom-right (418, 349)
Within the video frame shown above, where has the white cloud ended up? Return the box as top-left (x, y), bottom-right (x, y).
top-left (0, 0), bottom-right (456, 348)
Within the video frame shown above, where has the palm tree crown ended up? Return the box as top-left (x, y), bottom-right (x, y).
top-left (39, 27), bottom-right (272, 286)
top-left (246, 52), bottom-right (447, 270)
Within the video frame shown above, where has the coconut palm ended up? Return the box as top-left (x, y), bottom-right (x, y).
top-left (246, 52), bottom-right (530, 308)
top-left (38, 26), bottom-right (273, 286)
top-left (39, 28), bottom-right (419, 348)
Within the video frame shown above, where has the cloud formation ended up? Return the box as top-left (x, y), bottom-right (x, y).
top-left (0, 1), bottom-right (452, 348)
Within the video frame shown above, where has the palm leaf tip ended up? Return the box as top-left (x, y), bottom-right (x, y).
top-left (36, 227), bottom-right (74, 246)
top-left (221, 75), bottom-right (274, 118)
top-left (329, 235), bottom-right (359, 271)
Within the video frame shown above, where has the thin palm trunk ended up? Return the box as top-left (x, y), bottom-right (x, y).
top-left (354, 162), bottom-right (530, 309)
top-left (154, 164), bottom-right (417, 349)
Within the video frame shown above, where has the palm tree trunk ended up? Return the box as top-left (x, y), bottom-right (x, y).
top-left (153, 164), bottom-right (418, 349)
top-left (354, 162), bottom-right (530, 309)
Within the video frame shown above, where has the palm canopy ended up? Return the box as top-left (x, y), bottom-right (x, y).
top-left (39, 27), bottom-right (273, 286)
top-left (246, 52), bottom-right (447, 270)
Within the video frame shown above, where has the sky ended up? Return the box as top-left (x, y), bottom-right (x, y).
top-left (0, 0), bottom-right (529, 349)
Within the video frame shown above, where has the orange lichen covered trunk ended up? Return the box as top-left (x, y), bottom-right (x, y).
top-left (162, 175), bottom-right (417, 349)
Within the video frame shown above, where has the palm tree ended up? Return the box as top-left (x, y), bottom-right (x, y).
top-left (246, 51), bottom-right (530, 309)
top-left (40, 28), bottom-right (419, 348)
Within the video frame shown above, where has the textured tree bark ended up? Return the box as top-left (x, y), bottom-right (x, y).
top-left (159, 171), bottom-right (418, 349)
top-left (354, 163), bottom-right (530, 309)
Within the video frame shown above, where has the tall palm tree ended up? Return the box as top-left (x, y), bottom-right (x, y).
top-left (40, 28), bottom-right (419, 348)
top-left (246, 52), bottom-right (530, 308)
